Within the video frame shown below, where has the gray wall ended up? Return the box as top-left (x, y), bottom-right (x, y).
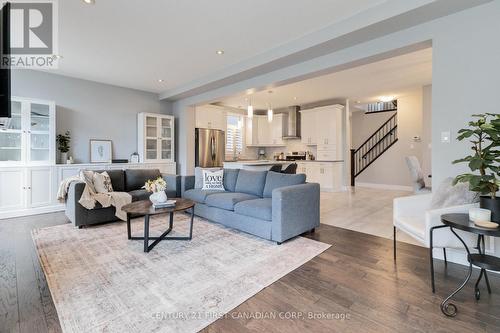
top-left (12, 70), bottom-right (171, 163)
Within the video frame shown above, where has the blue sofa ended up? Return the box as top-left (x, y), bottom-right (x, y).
top-left (181, 169), bottom-right (320, 244)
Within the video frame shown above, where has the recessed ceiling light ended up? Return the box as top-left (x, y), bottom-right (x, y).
top-left (356, 101), bottom-right (361, 104)
top-left (158, 79), bottom-right (164, 83)
top-left (82, 0), bottom-right (95, 4)
top-left (293, 97), bottom-right (297, 100)
top-left (216, 50), bottom-right (224, 55)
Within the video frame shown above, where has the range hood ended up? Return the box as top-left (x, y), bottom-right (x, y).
top-left (282, 106), bottom-right (301, 139)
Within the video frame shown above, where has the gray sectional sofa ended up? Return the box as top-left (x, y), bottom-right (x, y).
top-left (65, 169), bottom-right (181, 228)
top-left (182, 169), bottom-right (320, 244)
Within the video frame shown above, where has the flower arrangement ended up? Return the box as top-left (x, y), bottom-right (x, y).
top-left (144, 177), bottom-right (167, 193)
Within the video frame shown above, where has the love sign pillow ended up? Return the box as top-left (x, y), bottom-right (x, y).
top-left (202, 169), bottom-right (225, 191)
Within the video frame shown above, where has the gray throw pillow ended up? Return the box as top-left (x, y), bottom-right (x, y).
top-left (194, 167), bottom-right (222, 189)
top-left (430, 177), bottom-right (479, 209)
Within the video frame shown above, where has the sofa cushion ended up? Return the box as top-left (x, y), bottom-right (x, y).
top-left (93, 169), bottom-right (125, 192)
top-left (234, 198), bottom-right (272, 221)
top-left (129, 189), bottom-right (151, 202)
top-left (201, 169), bottom-right (225, 191)
top-left (184, 188), bottom-right (224, 203)
top-left (205, 192), bottom-right (259, 211)
top-left (195, 167), bottom-right (221, 189)
top-left (223, 169), bottom-right (240, 192)
top-left (234, 170), bottom-right (268, 197)
top-left (263, 171), bottom-right (306, 198)
top-left (125, 169), bottom-right (161, 192)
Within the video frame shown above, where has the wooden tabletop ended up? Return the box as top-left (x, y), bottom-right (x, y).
top-left (122, 198), bottom-right (195, 215)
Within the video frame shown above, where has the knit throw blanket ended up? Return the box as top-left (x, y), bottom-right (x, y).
top-left (57, 170), bottom-right (132, 221)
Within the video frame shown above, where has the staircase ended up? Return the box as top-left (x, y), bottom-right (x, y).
top-left (350, 113), bottom-right (398, 186)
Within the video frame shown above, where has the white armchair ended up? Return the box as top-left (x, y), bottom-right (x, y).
top-left (393, 193), bottom-right (478, 292)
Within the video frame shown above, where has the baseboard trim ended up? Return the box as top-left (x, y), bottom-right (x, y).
top-left (355, 182), bottom-right (412, 191)
top-left (0, 204), bottom-right (65, 220)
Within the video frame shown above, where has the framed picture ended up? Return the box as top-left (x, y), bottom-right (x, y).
top-left (90, 139), bottom-right (112, 163)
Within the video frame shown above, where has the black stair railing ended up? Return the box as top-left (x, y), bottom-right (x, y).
top-left (350, 113), bottom-right (398, 186)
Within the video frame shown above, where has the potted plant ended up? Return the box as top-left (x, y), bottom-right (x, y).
top-left (56, 131), bottom-right (71, 164)
top-left (453, 113), bottom-right (500, 221)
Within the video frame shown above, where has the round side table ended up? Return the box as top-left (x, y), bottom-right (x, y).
top-left (440, 213), bottom-right (500, 317)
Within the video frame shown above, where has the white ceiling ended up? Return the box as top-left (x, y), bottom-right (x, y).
top-left (218, 47), bottom-right (432, 110)
top-left (52, 0), bottom-right (388, 93)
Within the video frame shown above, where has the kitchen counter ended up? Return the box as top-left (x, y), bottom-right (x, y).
top-left (223, 160), bottom-right (290, 170)
top-left (223, 159), bottom-right (344, 171)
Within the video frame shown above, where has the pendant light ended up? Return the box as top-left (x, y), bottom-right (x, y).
top-left (267, 104), bottom-right (273, 123)
top-left (247, 99), bottom-right (253, 119)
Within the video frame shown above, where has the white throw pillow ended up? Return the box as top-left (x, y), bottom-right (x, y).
top-left (195, 167), bottom-right (222, 189)
top-left (201, 169), bottom-right (225, 191)
top-left (93, 171), bottom-right (114, 193)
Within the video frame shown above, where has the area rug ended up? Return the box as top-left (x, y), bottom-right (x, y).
top-left (32, 214), bottom-right (330, 333)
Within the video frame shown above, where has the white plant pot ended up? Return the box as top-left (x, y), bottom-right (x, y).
top-left (149, 191), bottom-right (167, 204)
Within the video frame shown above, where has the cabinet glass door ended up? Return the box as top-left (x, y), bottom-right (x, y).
top-left (28, 103), bottom-right (51, 162)
top-left (0, 101), bottom-right (23, 162)
top-left (160, 139), bottom-right (172, 160)
top-left (160, 117), bottom-right (172, 139)
top-left (145, 116), bottom-right (159, 160)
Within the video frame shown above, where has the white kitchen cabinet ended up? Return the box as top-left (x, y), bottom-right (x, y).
top-left (247, 114), bottom-right (286, 146)
top-left (138, 113), bottom-right (175, 163)
top-left (300, 110), bottom-right (317, 145)
top-left (0, 97), bottom-right (56, 166)
top-left (195, 105), bottom-right (227, 130)
top-left (296, 162), bottom-right (343, 192)
top-left (271, 114), bottom-right (286, 145)
top-left (300, 104), bottom-right (344, 160)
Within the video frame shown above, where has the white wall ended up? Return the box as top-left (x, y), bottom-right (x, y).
top-left (351, 89), bottom-right (424, 187)
top-left (421, 84), bottom-right (432, 186)
top-left (12, 70), bottom-right (171, 163)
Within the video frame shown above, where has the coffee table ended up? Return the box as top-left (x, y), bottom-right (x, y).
top-left (122, 198), bottom-right (195, 253)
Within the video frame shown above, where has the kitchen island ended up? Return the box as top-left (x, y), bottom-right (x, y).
top-left (223, 160), bottom-right (292, 171)
top-left (224, 159), bottom-right (345, 192)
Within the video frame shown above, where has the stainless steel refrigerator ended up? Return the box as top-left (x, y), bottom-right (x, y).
top-left (195, 128), bottom-right (225, 167)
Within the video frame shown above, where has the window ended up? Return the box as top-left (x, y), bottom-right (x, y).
top-left (226, 114), bottom-right (243, 158)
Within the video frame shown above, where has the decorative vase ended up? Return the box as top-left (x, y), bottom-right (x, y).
top-left (480, 196), bottom-right (500, 222)
top-left (60, 152), bottom-right (68, 164)
top-left (150, 191), bottom-right (167, 204)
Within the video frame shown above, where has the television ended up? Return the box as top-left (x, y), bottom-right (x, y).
top-left (0, 1), bottom-right (11, 119)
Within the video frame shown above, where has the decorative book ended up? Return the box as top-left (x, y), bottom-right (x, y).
top-left (153, 200), bottom-right (176, 209)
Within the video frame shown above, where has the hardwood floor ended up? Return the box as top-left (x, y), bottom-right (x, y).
top-left (1, 210), bottom-right (499, 332)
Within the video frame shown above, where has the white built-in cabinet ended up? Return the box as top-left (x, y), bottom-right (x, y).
top-left (247, 114), bottom-right (286, 146)
top-left (0, 166), bottom-right (57, 216)
top-left (0, 97), bottom-right (56, 165)
top-left (195, 105), bottom-right (227, 131)
top-left (138, 113), bottom-right (175, 163)
top-left (300, 104), bottom-right (344, 161)
top-left (297, 162), bottom-right (343, 192)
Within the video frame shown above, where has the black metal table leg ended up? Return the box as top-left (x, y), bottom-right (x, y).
top-left (430, 225), bottom-right (448, 293)
top-left (126, 213), bottom-right (131, 240)
top-left (144, 214), bottom-right (150, 252)
top-left (441, 227), bottom-right (473, 317)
